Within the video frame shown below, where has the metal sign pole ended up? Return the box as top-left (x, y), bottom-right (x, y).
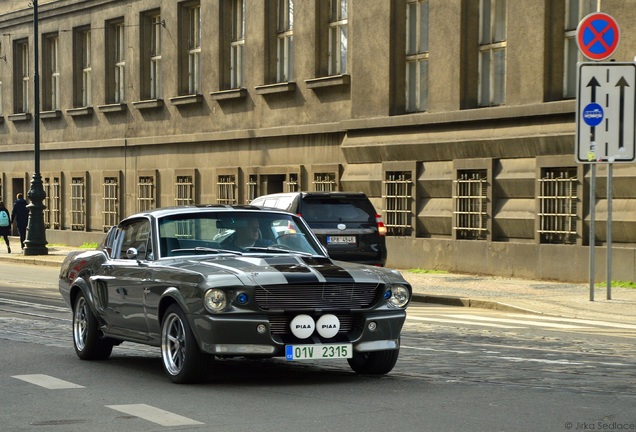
top-left (606, 162), bottom-right (613, 300)
top-left (589, 164), bottom-right (596, 301)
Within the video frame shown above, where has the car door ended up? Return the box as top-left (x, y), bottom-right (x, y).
top-left (100, 218), bottom-right (152, 341)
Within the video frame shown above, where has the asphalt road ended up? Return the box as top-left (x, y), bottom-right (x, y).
top-left (1, 262), bottom-right (635, 431)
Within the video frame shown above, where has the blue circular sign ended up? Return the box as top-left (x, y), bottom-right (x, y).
top-left (583, 103), bottom-right (604, 127)
top-left (576, 13), bottom-right (620, 61)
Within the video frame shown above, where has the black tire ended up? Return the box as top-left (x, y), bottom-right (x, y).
top-left (72, 292), bottom-right (113, 360)
top-left (161, 305), bottom-right (206, 384)
top-left (347, 348), bottom-right (400, 375)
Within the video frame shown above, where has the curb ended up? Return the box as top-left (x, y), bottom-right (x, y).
top-left (412, 293), bottom-right (543, 315)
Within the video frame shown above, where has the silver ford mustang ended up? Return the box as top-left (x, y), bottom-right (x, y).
top-left (58, 205), bottom-right (412, 384)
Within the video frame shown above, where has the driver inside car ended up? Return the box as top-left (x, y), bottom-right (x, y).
top-left (222, 218), bottom-right (273, 251)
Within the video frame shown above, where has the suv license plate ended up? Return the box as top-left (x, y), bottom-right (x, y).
top-left (285, 343), bottom-right (353, 360)
top-left (327, 235), bottom-right (356, 244)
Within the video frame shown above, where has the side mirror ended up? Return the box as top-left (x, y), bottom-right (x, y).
top-left (126, 247), bottom-right (139, 260)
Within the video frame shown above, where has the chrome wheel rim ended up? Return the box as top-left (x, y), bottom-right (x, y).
top-left (73, 296), bottom-right (88, 351)
top-left (161, 313), bottom-right (186, 376)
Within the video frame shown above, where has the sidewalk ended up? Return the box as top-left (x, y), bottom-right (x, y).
top-left (1, 240), bottom-right (634, 325)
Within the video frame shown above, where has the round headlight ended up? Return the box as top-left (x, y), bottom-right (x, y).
top-left (389, 285), bottom-right (411, 308)
top-left (204, 289), bottom-right (227, 313)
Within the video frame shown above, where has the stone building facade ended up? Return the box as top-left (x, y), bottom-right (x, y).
top-left (1, 0), bottom-right (635, 282)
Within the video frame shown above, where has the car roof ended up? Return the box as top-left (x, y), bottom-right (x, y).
top-left (253, 191), bottom-right (368, 200)
top-left (122, 205), bottom-right (289, 221)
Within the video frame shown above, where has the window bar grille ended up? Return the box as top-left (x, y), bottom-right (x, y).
top-left (287, 173), bottom-right (299, 192)
top-left (175, 176), bottom-right (194, 206)
top-left (218, 175), bottom-right (237, 205)
top-left (102, 177), bottom-right (119, 231)
top-left (71, 178), bottom-right (85, 231)
top-left (51, 177), bottom-right (61, 229)
top-left (383, 172), bottom-right (412, 235)
top-left (43, 178), bottom-right (51, 229)
top-left (313, 173), bottom-right (336, 192)
top-left (538, 169), bottom-right (577, 244)
top-left (246, 175), bottom-right (258, 204)
top-left (453, 171), bottom-right (487, 239)
top-left (137, 176), bottom-right (155, 212)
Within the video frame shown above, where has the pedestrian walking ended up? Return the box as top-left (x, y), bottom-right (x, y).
top-left (11, 193), bottom-right (29, 249)
top-left (0, 201), bottom-right (11, 253)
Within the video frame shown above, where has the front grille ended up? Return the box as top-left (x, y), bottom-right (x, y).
top-left (255, 283), bottom-right (381, 310)
top-left (269, 314), bottom-right (354, 335)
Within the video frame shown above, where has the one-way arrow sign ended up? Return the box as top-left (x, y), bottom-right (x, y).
top-left (576, 62), bottom-right (636, 164)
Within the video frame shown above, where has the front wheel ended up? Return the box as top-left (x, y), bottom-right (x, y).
top-left (72, 292), bottom-right (113, 360)
top-left (161, 305), bottom-right (207, 384)
top-left (347, 348), bottom-right (400, 375)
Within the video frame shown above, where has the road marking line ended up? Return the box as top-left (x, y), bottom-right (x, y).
top-left (407, 316), bottom-right (522, 328)
top-left (12, 374), bottom-right (84, 389)
top-left (106, 404), bottom-right (204, 427)
top-left (503, 313), bottom-right (636, 330)
top-left (444, 314), bottom-right (593, 329)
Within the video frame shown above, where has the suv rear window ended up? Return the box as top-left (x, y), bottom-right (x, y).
top-left (301, 197), bottom-right (376, 223)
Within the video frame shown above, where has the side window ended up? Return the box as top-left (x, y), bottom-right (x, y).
top-left (116, 219), bottom-right (151, 259)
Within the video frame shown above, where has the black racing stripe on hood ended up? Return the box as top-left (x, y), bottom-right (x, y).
top-left (301, 257), bottom-right (355, 283)
top-left (264, 257), bottom-right (320, 284)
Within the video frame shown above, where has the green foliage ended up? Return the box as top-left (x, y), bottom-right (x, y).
top-left (596, 280), bottom-right (636, 289)
top-left (406, 268), bottom-right (448, 275)
top-left (80, 242), bottom-right (99, 249)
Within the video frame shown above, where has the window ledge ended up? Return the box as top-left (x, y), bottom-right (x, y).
top-left (305, 74), bottom-right (350, 89)
top-left (66, 107), bottom-right (93, 117)
top-left (7, 112), bottom-right (32, 122)
top-left (40, 110), bottom-right (62, 119)
top-left (132, 99), bottom-right (164, 110)
top-left (169, 94), bottom-right (203, 106)
top-left (209, 88), bottom-right (247, 101)
top-left (98, 103), bottom-right (127, 113)
top-left (255, 82), bottom-right (296, 95)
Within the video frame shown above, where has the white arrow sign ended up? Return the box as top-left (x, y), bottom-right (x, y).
top-left (576, 62), bottom-right (636, 163)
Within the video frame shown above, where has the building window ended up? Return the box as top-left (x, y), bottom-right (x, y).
top-left (178, 2), bottom-right (201, 95)
top-left (231, 0), bottom-right (245, 89)
top-left (103, 177), bottom-right (119, 231)
top-left (277, 0), bottom-right (294, 82)
top-left (73, 27), bottom-right (91, 107)
top-left (384, 171), bottom-right (412, 236)
top-left (246, 174), bottom-right (258, 203)
top-left (563, 0), bottom-right (598, 98)
top-left (328, 0), bottom-right (348, 75)
top-left (71, 177), bottom-right (86, 231)
top-left (43, 34), bottom-right (60, 111)
top-left (106, 19), bottom-right (125, 103)
top-left (538, 167), bottom-right (578, 244)
top-left (141, 11), bottom-right (162, 100)
top-left (14, 39), bottom-right (29, 113)
top-left (218, 175), bottom-right (237, 205)
top-left (313, 172), bottom-right (336, 192)
top-left (454, 170), bottom-right (488, 240)
top-left (287, 173), bottom-right (299, 192)
top-left (478, 0), bottom-right (506, 107)
top-left (44, 176), bottom-right (61, 229)
top-left (406, 0), bottom-right (428, 112)
top-left (175, 175), bottom-right (194, 206)
top-left (137, 176), bottom-right (155, 212)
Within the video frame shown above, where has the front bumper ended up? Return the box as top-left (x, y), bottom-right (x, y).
top-left (191, 310), bottom-right (406, 357)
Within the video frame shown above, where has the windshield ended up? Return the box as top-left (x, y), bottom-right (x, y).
top-left (157, 211), bottom-right (325, 258)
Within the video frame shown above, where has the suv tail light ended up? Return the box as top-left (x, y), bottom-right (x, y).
top-left (375, 214), bottom-right (387, 236)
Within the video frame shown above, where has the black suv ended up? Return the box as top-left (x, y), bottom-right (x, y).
top-left (250, 192), bottom-right (387, 266)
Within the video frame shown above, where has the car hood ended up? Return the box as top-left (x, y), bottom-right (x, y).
top-left (165, 254), bottom-right (408, 288)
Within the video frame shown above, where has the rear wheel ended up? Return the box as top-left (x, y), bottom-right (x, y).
top-left (347, 348), bottom-right (400, 375)
top-left (72, 292), bottom-right (113, 360)
top-left (161, 305), bottom-right (207, 384)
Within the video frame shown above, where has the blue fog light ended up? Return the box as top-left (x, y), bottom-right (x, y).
top-left (237, 293), bottom-right (249, 304)
top-left (383, 290), bottom-right (392, 300)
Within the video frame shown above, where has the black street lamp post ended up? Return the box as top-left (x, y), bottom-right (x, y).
top-left (24, 0), bottom-right (48, 256)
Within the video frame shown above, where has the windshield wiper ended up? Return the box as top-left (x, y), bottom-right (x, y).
top-left (244, 246), bottom-right (316, 257)
top-left (169, 247), bottom-right (243, 256)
